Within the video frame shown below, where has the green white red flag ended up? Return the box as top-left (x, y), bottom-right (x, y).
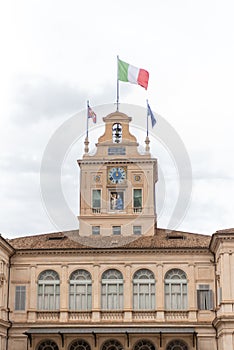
top-left (118, 58), bottom-right (149, 90)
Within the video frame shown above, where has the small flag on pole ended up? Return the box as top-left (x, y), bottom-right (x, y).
top-left (147, 101), bottom-right (156, 128)
top-left (88, 104), bottom-right (97, 123)
top-left (118, 58), bottom-right (149, 90)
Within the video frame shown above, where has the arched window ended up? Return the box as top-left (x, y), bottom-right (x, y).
top-left (101, 339), bottom-right (123, 350)
top-left (165, 269), bottom-right (187, 310)
top-left (166, 339), bottom-right (188, 350)
top-left (133, 339), bottom-right (156, 350)
top-left (101, 269), bottom-right (123, 310)
top-left (38, 270), bottom-right (60, 310)
top-left (112, 123), bottom-right (122, 143)
top-left (69, 269), bottom-right (92, 310)
top-left (36, 339), bottom-right (59, 350)
top-left (133, 269), bottom-right (155, 310)
top-left (68, 339), bottom-right (91, 350)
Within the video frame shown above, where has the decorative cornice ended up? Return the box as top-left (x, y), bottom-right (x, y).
top-left (0, 236), bottom-right (15, 255)
top-left (14, 247), bottom-right (211, 257)
top-left (78, 159), bottom-right (157, 165)
top-left (209, 232), bottom-right (234, 252)
top-left (11, 280), bottom-right (30, 285)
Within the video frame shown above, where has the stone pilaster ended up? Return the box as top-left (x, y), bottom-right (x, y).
top-left (124, 264), bottom-right (132, 322)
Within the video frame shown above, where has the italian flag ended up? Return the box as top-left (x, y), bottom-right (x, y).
top-left (118, 58), bottom-right (149, 90)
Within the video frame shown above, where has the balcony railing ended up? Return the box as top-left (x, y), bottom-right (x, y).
top-left (86, 207), bottom-right (146, 215)
top-left (165, 310), bottom-right (189, 321)
top-left (31, 309), bottom-right (198, 323)
top-left (133, 207), bottom-right (142, 213)
top-left (101, 311), bottom-right (124, 322)
top-left (37, 311), bottom-right (60, 321)
top-left (92, 208), bottom-right (101, 213)
top-left (132, 311), bottom-right (157, 320)
top-left (69, 311), bottom-right (92, 321)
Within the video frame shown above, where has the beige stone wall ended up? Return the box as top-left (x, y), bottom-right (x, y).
top-left (6, 248), bottom-right (219, 349)
top-left (79, 111), bottom-right (157, 237)
top-left (210, 232), bottom-right (234, 350)
top-left (78, 160), bottom-right (157, 237)
top-left (9, 249), bottom-right (216, 305)
top-left (0, 237), bottom-right (14, 350)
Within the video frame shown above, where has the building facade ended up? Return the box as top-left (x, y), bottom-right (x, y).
top-left (0, 110), bottom-right (234, 350)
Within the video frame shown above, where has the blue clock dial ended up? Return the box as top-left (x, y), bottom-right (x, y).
top-left (108, 167), bottom-right (126, 184)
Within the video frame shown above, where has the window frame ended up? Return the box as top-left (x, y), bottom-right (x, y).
top-left (133, 188), bottom-right (143, 212)
top-left (133, 339), bottom-right (156, 350)
top-left (197, 284), bottom-right (213, 310)
top-left (15, 285), bottom-right (26, 311)
top-left (133, 269), bottom-right (155, 310)
top-left (69, 269), bottom-right (92, 311)
top-left (166, 339), bottom-right (188, 350)
top-left (37, 270), bottom-right (60, 311)
top-left (109, 191), bottom-right (124, 211)
top-left (164, 269), bottom-right (188, 310)
top-left (37, 340), bottom-right (59, 350)
top-left (133, 226), bottom-right (142, 235)
top-left (101, 269), bottom-right (123, 310)
top-left (68, 339), bottom-right (91, 350)
top-left (112, 226), bottom-right (121, 235)
top-left (92, 226), bottom-right (100, 235)
top-left (92, 189), bottom-right (101, 213)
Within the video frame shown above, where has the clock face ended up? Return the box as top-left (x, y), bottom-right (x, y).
top-left (108, 167), bottom-right (126, 184)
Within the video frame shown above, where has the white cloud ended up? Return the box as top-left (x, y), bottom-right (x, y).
top-left (0, 0), bottom-right (234, 238)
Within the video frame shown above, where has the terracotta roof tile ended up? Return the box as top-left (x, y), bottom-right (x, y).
top-left (123, 228), bottom-right (211, 249)
top-left (9, 230), bottom-right (85, 250)
top-left (9, 228), bottom-right (211, 250)
top-left (215, 228), bottom-right (234, 234)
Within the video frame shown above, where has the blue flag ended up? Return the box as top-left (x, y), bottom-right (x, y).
top-left (147, 102), bottom-right (156, 128)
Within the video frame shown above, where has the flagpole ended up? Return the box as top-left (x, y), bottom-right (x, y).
top-left (116, 55), bottom-right (119, 111)
top-left (86, 100), bottom-right (89, 138)
top-left (84, 100), bottom-right (90, 154)
top-left (146, 99), bottom-right (149, 137)
top-left (145, 99), bottom-right (150, 153)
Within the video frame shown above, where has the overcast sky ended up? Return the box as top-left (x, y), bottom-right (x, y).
top-left (0, 0), bottom-right (234, 239)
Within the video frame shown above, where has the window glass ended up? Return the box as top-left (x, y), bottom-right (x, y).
top-left (101, 269), bottom-right (123, 310)
top-left (165, 269), bottom-right (187, 310)
top-left (197, 285), bottom-right (213, 310)
top-left (92, 190), bottom-right (101, 208)
top-left (92, 226), bottom-right (100, 235)
top-left (69, 270), bottom-right (92, 310)
top-left (69, 339), bottom-right (91, 350)
top-left (133, 189), bottom-right (142, 212)
top-left (101, 339), bottom-right (123, 350)
top-left (133, 269), bottom-right (155, 310)
top-left (133, 339), bottom-right (156, 350)
top-left (166, 339), bottom-right (188, 350)
top-left (113, 226), bottom-right (121, 235)
top-left (37, 270), bottom-right (60, 310)
top-left (37, 340), bottom-right (59, 350)
top-left (133, 226), bottom-right (142, 235)
top-left (110, 191), bottom-right (124, 210)
top-left (15, 286), bottom-right (26, 310)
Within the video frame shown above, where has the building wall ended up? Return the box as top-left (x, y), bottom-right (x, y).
top-left (0, 236), bottom-right (14, 350)
top-left (7, 248), bottom-right (217, 350)
top-left (210, 231), bottom-right (234, 350)
top-left (1, 230), bottom-right (234, 349)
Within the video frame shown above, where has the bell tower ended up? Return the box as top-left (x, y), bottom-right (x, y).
top-left (78, 110), bottom-right (158, 236)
